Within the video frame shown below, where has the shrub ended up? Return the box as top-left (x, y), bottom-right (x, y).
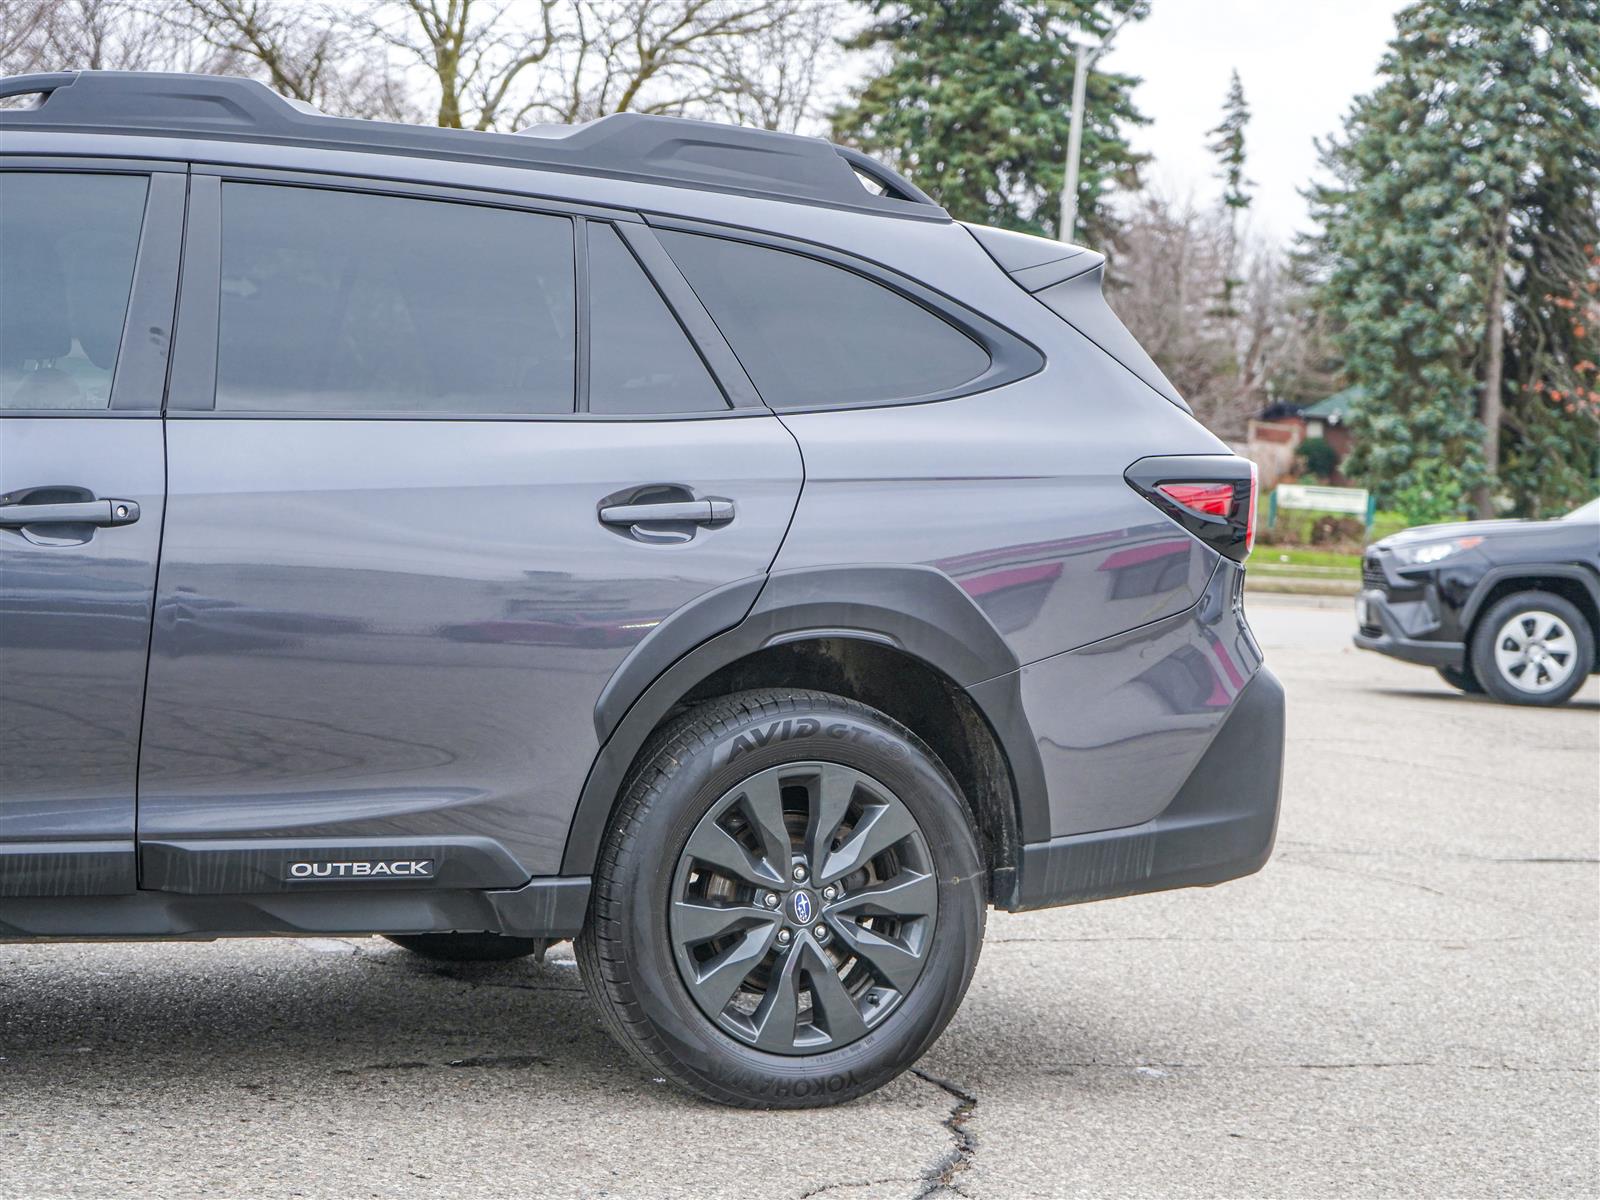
top-left (1295, 435), bottom-right (1339, 480)
top-left (1391, 459), bottom-right (1469, 527)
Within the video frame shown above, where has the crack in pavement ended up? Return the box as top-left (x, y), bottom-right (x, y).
top-left (1272, 857), bottom-right (1551, 916)
top-left (909, 1068), bottom-right (978, 1199)
top-left (1275, 856), bottom-right (1453, 897)
top-left (341, 1053), bottom-right (553, 1074)
top-left (1036, 1061), bottom-right (1597, 1074)
top-left (1280, 839), bottom-right (1599, 866)
top-left (795, 1177), bottom-right (921, 1199)
top-left (986, 935), bottom-right (1540, 945)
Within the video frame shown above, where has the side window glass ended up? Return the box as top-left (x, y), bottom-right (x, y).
top-left (587, 224), bottom-right (726, 414)
top-left (218, 184), bottom-right (575, 414)
top-left (0, 172), bottom-right (147, 410)
top-left (658, 230), bottom-right (990, 410)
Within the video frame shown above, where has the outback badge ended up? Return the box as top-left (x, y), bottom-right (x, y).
top-left (287, 860), bottom-right (435, 880)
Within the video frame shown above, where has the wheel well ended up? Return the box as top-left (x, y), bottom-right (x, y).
top-left (669, 637), bottom-right (1022, 899)
top-left (1470, 575), bottom-right (1600, 668)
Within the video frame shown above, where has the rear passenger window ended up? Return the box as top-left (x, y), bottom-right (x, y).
top-left (0, 172), bottom-right (147, 410)
top-left (587, 224), bottom-right (726, 414)
top-left (658, 230), bottom-right (990, 410)
top-left (217, 185), bottom-right (575, 414)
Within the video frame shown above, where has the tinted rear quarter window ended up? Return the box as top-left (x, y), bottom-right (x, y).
top-left (587, 224), bottom-right (726, 415)
top-left (0, 172), bottom-right (147, 410)
top-left (658, 230), bottom-right (990, 410)
top-left (218, 185), bottom-right (575, 414)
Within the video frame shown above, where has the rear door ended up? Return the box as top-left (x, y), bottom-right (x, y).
top-left (0, 164), bottom-right (182, 896)
top-left (137, 173), bottom-right (800, 893)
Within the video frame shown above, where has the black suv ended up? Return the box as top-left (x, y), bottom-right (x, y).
top-left (1356, 499), bottom-right (1600, 705)
top-left (0, 71), bottom-right (1284, 1107)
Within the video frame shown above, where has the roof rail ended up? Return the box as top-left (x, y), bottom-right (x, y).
top-left (0, 71), bottom-right (945, 220)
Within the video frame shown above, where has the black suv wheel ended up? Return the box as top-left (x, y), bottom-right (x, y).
top-left (1470, 591), bottom-right (1595, 706)
top-left (576, 689), bottom-right (985, 1108)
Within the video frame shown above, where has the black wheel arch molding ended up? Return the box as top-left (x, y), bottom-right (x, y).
top-left (1458, 562), bottom-right (1600, 642)
top-left (564, 563), bottom-right (1050, 882)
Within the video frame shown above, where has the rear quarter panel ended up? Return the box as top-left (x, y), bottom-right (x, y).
top-left (771, 221), bottom-right (1229, 667)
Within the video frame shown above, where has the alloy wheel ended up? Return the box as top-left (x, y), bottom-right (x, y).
top-left (668, 761), bottom-right (937, 1055)
top-left (1492, 609), bottom-right (1579, 694)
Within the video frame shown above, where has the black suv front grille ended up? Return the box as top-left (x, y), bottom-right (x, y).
top-left (1362, 555), bottom-right (1387, 592)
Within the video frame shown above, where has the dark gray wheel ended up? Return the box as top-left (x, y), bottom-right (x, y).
top-left (383, 932), bottom-right (548, 962)
top-left (576, 689), bottom-right (985, 1108)
top-left (1470, 590), bottom-right (1594, 707)
top-left (669, 760), bottom-right (937, 1055)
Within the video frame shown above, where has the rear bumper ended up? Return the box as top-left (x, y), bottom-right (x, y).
top-left (1351, 589), bottom-right (1464, 669)
top-left (1000, 666), bottom-right (1284, 911)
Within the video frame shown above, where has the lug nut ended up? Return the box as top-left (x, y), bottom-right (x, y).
top-left (763, 892), bottom-right (780, 908)
top-left (776, 929), bottom-right (792, 945)
top-left (813, 925), bottom-right (829, 943)
top-left (821, 885), bottom-right (837, 901)
top-left (792, 865), bottom-right (808, 883)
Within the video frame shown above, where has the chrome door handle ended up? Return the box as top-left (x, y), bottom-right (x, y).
top-left (599, 500), bottom-right (735, 526)
top-left (0, 499), bottom-right (139, 528)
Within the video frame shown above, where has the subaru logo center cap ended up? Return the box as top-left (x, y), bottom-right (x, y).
top-left (790, 890), bottom-right (814, 925)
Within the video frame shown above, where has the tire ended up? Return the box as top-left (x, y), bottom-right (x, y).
top-left (1435, 664), bottom-right (1484, 694)
top-left (576, 689), bottom-right (986, 1108)
top-left (383, 932), bottom-right (549, 962)
top-left (1470, 591), bottom-right (1595, 707)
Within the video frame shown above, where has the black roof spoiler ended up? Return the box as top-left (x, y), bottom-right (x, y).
top-left (964, 223), bottom-right (1189, 412)
top-left (0, 71), bottom-right (946, 220)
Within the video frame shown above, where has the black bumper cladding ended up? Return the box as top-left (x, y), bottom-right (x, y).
top-left (1352, 589), bottom-right (1465, 669)
top-left (1003, 667), bottom-right (1285, 911)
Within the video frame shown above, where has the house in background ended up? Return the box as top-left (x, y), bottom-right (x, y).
top-left (1246, 384), bottom-right (1361, 492)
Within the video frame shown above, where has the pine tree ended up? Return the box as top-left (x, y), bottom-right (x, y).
top-left (1307, 0), bottom-right (1600, 518)
top-left (1207, 68), bottom-right (1252, 316)
top-left (831, 0), bottom-right (1150, 244)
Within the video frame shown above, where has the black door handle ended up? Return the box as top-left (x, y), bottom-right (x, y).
top-left (0, 499), bottom-right (139, 528)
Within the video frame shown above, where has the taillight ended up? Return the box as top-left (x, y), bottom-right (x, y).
top-left (1125, 455), bottom-right (1259, 563)
top-left (1156, 482), bottom-right (1234, 518)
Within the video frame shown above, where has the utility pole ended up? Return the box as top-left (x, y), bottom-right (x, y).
top-left (1060, 42), bottom-right (1091, 245)
top-left (1059, 9), bottom-right (1139, 244)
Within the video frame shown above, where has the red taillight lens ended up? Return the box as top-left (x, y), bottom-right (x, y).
top-left (1156, 482), bottom-right (1235, 518)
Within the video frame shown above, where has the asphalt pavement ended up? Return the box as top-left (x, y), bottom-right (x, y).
top-left (3, 596), bottom-right (1596, 1199)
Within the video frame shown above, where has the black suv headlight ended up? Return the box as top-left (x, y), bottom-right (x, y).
top-left (1389, 535), bottom-right (1483, 567)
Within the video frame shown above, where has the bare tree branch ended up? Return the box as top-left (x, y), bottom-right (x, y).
top-left (4, 0), bottom-right (851, 141)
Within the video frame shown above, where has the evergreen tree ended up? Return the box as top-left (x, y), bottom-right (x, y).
top-left (1207, 68), bottom-right (1252, 316)
top-left (1307, 0), bottom-right (1600, 518)
top-left (831, 0), bottom-right (1150, 244)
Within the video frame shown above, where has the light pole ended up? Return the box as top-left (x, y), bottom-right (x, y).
top-left (1059, 11), bottom-right (1137, 245)
top-left (1059, 41), bottom-right (1093, 245)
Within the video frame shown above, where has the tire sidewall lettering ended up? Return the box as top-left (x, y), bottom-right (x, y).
top-left (715, 714), bottom-right (910, 770)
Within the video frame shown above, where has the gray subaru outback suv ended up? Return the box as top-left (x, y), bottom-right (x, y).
top-left (0, 71), bottom-right (1284, 1107)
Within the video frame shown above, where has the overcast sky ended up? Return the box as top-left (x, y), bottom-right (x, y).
top-left (1099, 0), bottom-right (1407, 241)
